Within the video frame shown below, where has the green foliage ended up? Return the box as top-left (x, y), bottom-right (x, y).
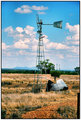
top-left (2, 68), bottom-right (79, 75)
top-left (72, 85), bottom-right (79, 89)
top-left (2, 68), bottom-right (38, 74)
top-left (52, 70), bottom-right (78, 75)
top-left (10, 112), bottom-right (20, 119)
top-left (50, 70), bottom-right (61, 78)
top-left (50, 70), bottom-right (61, 81)
top-left (74, 67), bottom-right (80, 74)
top-left (36, 59), bottom-right (55, 74)
top-left (1, 109), bottom-right (6, 119)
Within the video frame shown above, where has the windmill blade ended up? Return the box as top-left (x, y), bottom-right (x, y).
top-left (36, 14), bottom-right (40, 29)
top-left (36, 14), bottom-right (39, 23)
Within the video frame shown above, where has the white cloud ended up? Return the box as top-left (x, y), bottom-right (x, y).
top-left (66, 23), bottom-right (79, 42)
top-left (24, 38), bottom-right (30, 43)
top-left (71, 46), bottom-right (79, 54)
top-left (2, 43), bottom-right (9, 50)
top-left (14, 40), bottom-right (29, 49)
top-left (57, 54), bottom-right (64, 59)
top-left (4, 26), bottom-right (13, 33)
top-left (66, 40), bottom-right (79, 46)
top-left (14, 5), bottom-right (32, 13)
top-left (21, 5), bottom-right (30, 9)
top-left (16, 27), bottom-right (23, 33)
top-left (4, 24), bottom-right (79, 56)
top-left (18, 50), bottom-right (37, 56)
top-left (24, 25), bottom-right (34, 34)
top-left (24, 25), bottom-right (36, 37)
top-left (32, 5), bottom-right (48, 10)
top-left (18, 50), bottom-right (27, 55)
top-left (66, 23), bottom-right (79, 47)
top-left (4, 25), bottom-right (37, 50)
top-left (38, 11), bottom-right (46, 14)
top-left (14, 5), bottom-right (48, 14)
top-left (15, 34), bottom-right (24, 38)
top-left (2, 50), bottom-right (11, 56)
top-left (66, 23), bottom-right (79, 34)
top-left (66, 54), bottom-right (79, 58)
top-left (43, 35), bottom-right (69, 51)
top-left (43, 35), bottom-right (49, 44)
top-left (46, 42), bottom-right (69, 50)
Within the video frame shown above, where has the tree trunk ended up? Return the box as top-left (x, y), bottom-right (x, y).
top-left (54, 76), bottom-right (56, 82)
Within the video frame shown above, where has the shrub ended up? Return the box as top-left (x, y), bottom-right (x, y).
top-left (1, 81), bottom-right (12, 86)
top-left (1, 109), bottom-right (6, 119)
top-left (28, 106), bottom-right (41, 111)
top-left (50, 70), bottom-right (61, 81)
top-left (17, 105), bottom-right (41, 114)
top-left (10, 112), bottom-right (20, 119)
top-left (72, 85), bottom-right (79, 89)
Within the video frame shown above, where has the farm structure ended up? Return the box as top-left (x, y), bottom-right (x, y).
top-left (33, 15), bottom-right (63, 92)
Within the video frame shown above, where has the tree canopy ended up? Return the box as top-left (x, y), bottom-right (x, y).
top-left (36, 59), bottom-right (55, 74)
top-left (50, 70), bottom-right (61, 81)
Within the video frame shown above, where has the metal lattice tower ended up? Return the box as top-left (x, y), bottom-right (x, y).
top-left (36, 14), bottom-right (45, 72)
top-left (33, 14), bottom-right (63, 93)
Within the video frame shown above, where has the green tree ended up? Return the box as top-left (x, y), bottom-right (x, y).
top-left (50, 70), bottom-right (61, 82)
top-left (74, 67), bottom-right (80, 75)
top-left (36, 59), bottom-right (55, 74)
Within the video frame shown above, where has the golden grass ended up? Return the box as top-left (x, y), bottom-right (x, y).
top-left (1, 74), bottom-right (80, 119)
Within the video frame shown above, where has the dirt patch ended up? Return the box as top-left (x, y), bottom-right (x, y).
top-left (22, 99), bottom-right (77, 119)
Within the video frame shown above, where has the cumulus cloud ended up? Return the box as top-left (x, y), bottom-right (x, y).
top-left (16, 27), bottom-right (23, 33)
top-left (14, 39), bottom-right (29, 49)
top-left (4, 25), bottom-right (70, 51)
top-left (4, 25), bottom-right (37, 50)
top-left (46, 42), bottom-right (69, 50)
top-left (2, 43), bottom-right (9, 50)
top-left (24, 25), bottom-right (35, 35)
top-left (70, 46), bottom-right (79, 54)
top-left (4, 26), bottom-right (13, 33)
top-left (43, 35), bottom-right (49, 44)
top-left (66, 23), bottom-right (79, 34)
top-left (4, 23), bottom-right (79, 56)
top-left (14, 5), bottom-right (32, 13)
top-left (42, 35), bottom-right (69, 50)
top-left (66, 23), bottom-right (79, 45)
top-left (32, 5), bottom-right (48, 10)
top-left (14, 5), bottom-right (48, 14)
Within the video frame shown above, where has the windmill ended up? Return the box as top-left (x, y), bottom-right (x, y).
top-left (33, 14), bottom-right (63, 93)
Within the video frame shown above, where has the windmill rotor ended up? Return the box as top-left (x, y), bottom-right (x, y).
top-left (36, 14), bottom-right (40, 29)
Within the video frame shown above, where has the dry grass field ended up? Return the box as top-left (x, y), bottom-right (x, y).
top-left (1, 74), bottom-right (80, 119)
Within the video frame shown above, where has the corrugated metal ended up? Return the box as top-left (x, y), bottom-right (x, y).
top-left (51, 79), bottom-right (68, 91)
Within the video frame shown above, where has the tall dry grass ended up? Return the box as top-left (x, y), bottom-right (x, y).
top-left (1, 74), bottom-right (80, 119)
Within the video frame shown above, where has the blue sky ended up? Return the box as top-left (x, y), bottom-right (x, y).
top-left (2, 1), bottom-right (80, 70)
